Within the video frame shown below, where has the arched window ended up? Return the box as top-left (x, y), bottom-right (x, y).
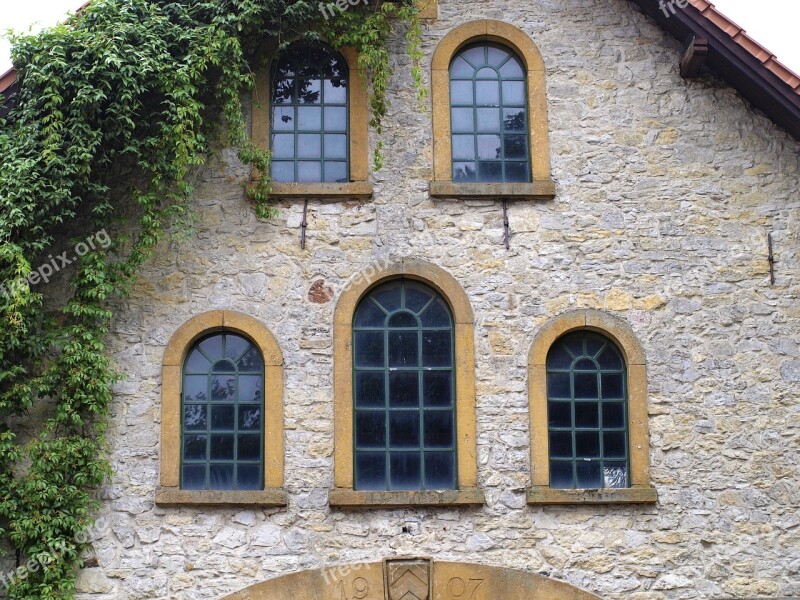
top-left (157, 311), bottom-right (286, 507)
top-left (450, 42), bottom-right (530, 183)
top-left (270, 45), bottom-right (349, 183)
top-left (181, 332), bottom-right (265, 491)
top-left (527, 310), bottom-right (656, 505)
top-left (352, 279), bottom-right (456, 491)
top-left (546, 331), bottom-right (628, 489)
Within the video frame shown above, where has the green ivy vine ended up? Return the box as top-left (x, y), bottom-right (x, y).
top-left (0, 0), bottom-right (423, 597)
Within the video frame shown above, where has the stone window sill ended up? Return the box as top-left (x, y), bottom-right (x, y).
top-left (155, 487), bottom-right (288, 507)
top-left (329, 487), bottom-right (485, 508)
top-left (526, 485), bottom-right (657, 505)
top-left (429, 180), bottom-right (556, 200)
top-left (262, 181), bottom-right (373, 200)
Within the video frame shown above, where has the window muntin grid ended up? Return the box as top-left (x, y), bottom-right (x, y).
top-left (546, 331), bottom-right (630, 489)
top-left (270, 45), bottom-right (349, 183)
top-left (352, 279), bottom-right (457, 491)
top-left (449, 42), bottom-right (530, 183)
top-left (181, 332), bottom-right (265, 491)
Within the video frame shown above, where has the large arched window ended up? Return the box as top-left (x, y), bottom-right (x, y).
top-left (270, 45), bottom-right (349, 183)
top-left (352, 279), bottom-right (456, 491)
top-left (181, 332), bottom-right (265, 491)
top-left (546, 331), bottom-right (628, 489)
top-left (450, 42), bottom-right (530, 183)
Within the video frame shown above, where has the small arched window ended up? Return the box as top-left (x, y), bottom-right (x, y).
top-left (270, 45), bottom-right (349, 183)
top-left (546, 331), bottom-right (629, 489)
top-left (181, 332), bottom-right (265, 491)
top-left (352, 279), bottom-right (456, 491)
top-left (450, 42), bottom-right (530, 183)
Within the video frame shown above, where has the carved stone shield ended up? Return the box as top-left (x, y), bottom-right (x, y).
top-left (384, 558), bottom-right (431, 600)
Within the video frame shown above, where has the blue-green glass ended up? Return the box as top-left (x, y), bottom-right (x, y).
top-left (449, 42), bottom-right (530, 183)
top-left (181, 333), bottom-right (264, 491)
top-left (546, 332), bottom-right (630, 490)
top-left (353, 280), bottom-right (456, 491)
top-left (270, 45), bottom-right (349, 183)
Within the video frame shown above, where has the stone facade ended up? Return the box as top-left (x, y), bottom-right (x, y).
top-left (46, 0), bottom-right (800, 598)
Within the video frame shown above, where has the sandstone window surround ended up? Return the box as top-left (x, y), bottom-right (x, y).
top-left (252, 43), bottom-right (372, 200)
top-left (527, 310), bottom-right (657, 505)
top-left (430, 20), bottom-right (556, 201)
top-left (156, 311), bottom-right (287, 507)
top-left (329, 259), bottom-right (484, 507)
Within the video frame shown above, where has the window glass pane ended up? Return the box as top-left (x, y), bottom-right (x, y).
top-left (324, 161), bottom-right (348, 183)
top-left (453, 162), bottom-right (476, 182)
top-left (372, 282), bottom-right (402, 312)
top-left (238, 435), bottom-right (261, 461)
top-left (324, 107), bottom-right (347, 131)
top-left (602, 402), bottom-right (625, 429)
top-left (324, 79), bottom-right (347, 103)
top-left (272, 79), bottom-right (293, 103)
top-left (461, 45), bottom-right (485, 65)
top-left (487, 45), bottom-right (511, 67)
top-left (211, 376), bottom-right (235, 402)
top-left (272, 134), bottom-right (295, 158)
top-left (574, 373), bottom-right (599, 399)
top-left (424, 452), bottom-right (455, 489)
top-left (547, 372), bottom-right (570, 399)
top-left (224, 335), bottom-right (250, 361)
top-left (575, 402), bottom-right (599, 428)
top-left (404, 282), bottom-right (434, 313)
top-left (239, 406), bottom-right (261, 431)
top-left (238, 375), bottom-right (263, 403)
top-left (184, 435), bottom-right (207, 461)
top-left (550, 461), bottom-right (573, 489)
top-left (388, 331), bottom-right (418, 367)
top-left (355, 372), bottom-right (385, 408)
top-left (237, 465), bottom-right (261, 490)
top-left (390, 412), bottom-right (420, 448)
top-left (355, 412), bottom-right (386, 448)
top-left (298, 79), bottom-right (321, 103)
top-left (603, 432), bottom-right (627, 459)
top-left (476, 108), bottom-right (501, 132)
top-left (388, 312), bottom-right (417, 328)
top-left (199, 335), bottom-right (223, 361)
top-left (505, 161), bottom-right (529, 182)
top-left (239, 347), bottom-right (263, 372)
top-left (210, 435), bottom-right (235, 460)
top-left (504, 135), bottom-right (528, 159)
top-left (576, 462), bottom-right (603, 489)
top-left (422, 331), bottom-right (451, 367)
top-left (354, 331), bottom-right (384, 368)
top-left (423, 412), bottom-right (454, 448)
top-left (475, 80), bottom-right (500, 105)
top-left (185, 349), bottom-right (210, 373)
top-left (477, 135), bottom-right (501, 160)
top-left (272, 106), bottom-right (294, 130)
top-left (211, 405), bottom-right (235, 430)
top-left (574, 358), bottom-right (595, 371)
top-left (423, 371), bottom-right (452, 407)
top-left (451, 107), bottom-right (474, 132)
top-left (549, 432), bottom-right (572, 458)
top-left (184, 405), bottom-right (207, 431)
top-left (476, 67), bottom-right (497, 80)
top-left (503, 108), bottom-right (526, 131)
top-left (270, 161), bottom-right (294, 182)
top-left (390, 452), bottom-right (421, 490)
top-left (355, 299), bottom-right (386, 328)
top-left (183, 375), bottom-right (208, 403)
top-left (212, 359), bottom-right (236, 373)
top-left (499, 57), bottom-right (524, 77)
top-left (210, 464), bottom-right (234, 490)
top-left (477, 161), bottom-right (503, 182)
top-left (604, 462), bottom-right (628, 488)
top-left (355, 452), bottom-right (386, 489)
top-left (297, 161), bottom-right (321, 182)
top-left (575, 431), bottom-right (600, 458)
top-left (182, 465), bottom-right (206, 490)
top-left (450, 81), bottom-right (473, 105)
top-left (324, 134), bottom-right (347, 159)
top-left (450, 56), bottom-right (475, 77)
top-left (452, 135), bottom-right (475, 160)
top-left (297, 106), bottom-right (322, 130)
top-left (601, 373), bottom-right (624, 398)
top-left (389, 371), bottom-right (419, 408)
top-left (547, 344), bottom-right (573, 369)
top-left (297, 134), bottom-right (321, 158)
top-left (585, 335), bottom-right (606, 357)
top-left (548, 401), bottom-right (571, 428)
top-left (502, 81), bottom-right (525, 105)
top-left (597, 347), bottom-right (623, 370)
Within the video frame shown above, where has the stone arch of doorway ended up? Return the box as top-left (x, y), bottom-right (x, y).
top-left (220, 558), bottom-right (601, 599)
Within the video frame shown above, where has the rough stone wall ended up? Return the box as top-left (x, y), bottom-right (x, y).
top-left (63, 0), bottom-right (800, 598)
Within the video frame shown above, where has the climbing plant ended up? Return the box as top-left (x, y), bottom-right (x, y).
top-left (0, 0), bottom-right (423, 597)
